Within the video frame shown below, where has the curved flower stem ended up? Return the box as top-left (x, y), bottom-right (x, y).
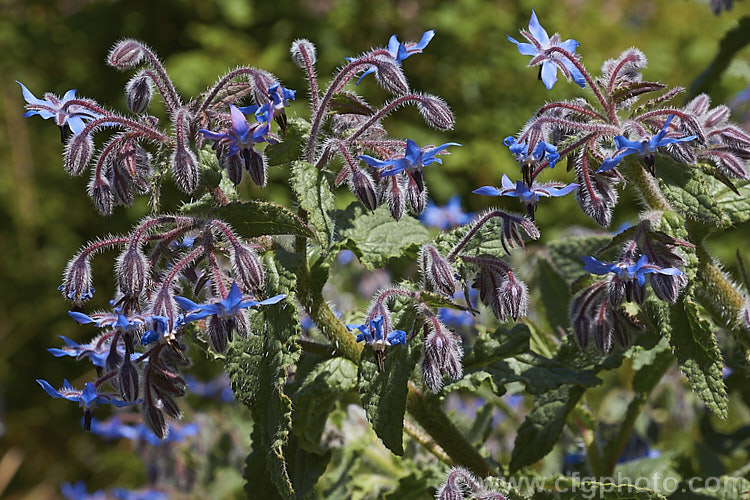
top-left (402, 419), bottom-right (454, 466)
top-left (297, 44), bottom-right (320, 112)
top-left (197, 67), bottom-right (269, 116)
top-left (141, 46), bottom-right (182, 109)
top-left (405, 382), bottom-right (497, 477)
top-left (344, 94), bottom-right (427, 144)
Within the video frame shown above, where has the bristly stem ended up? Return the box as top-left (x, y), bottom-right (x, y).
top-left (141, 46), bottom-right (182, 109)
top-left (627, 161), bottom-right (671, 211)
top-left (402, 420), bottom-right (454, 466)
top-left (297, 44), bottom-right (320, 112)
top-left (197, 67), bottom-right (271, 116)
top-left (344, 94), bottom-right (428, 144)
top-left (79, 116), bottom-right (170, 144)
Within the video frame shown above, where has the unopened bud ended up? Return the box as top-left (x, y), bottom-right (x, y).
top-left (741, 301), bottom-right (750, 331)
top-left (350, 168), bottom-right (378, 211)
top-left (231, 244), bottom-right (264, 292)
top-left (60, 252), bottom-right (94, 305)
top-left (64, 133), bottom-right (94, 176)
top-left (250, 69), bottom-right (278, 108)
top-left (420, 245), bottom-right (456, 296)
top-left (243, 149), bottom-right (267, 188)
top-left (422, 322), bottom-right (463, 393)
top-left (574, 160), bottom-right (618, 228)
top-left (373, 57), bottom-right (409, 95)
top-left (417, 94), bottom-right (454, 130)
top-left (154, 388), bottom-right (181, 418)
top-left (108, 39), bottom-right (145, 70)
top-left (88, 174), bottom-right (114, 216)
top-left (125, 71), bottom-right (153, 114)
top-left (117, 246), bottom-right (150, 298)
top-left (143, 403), bottom-right (166, 439)
top-left (499, 273), bottom-right (529, 320)
top-left (436, 468), bottom-right (483, 500)
top-left (207, 316), bottom-right (231, 352)
top-left (118, 358), bottom-right (140, 401)
top-left (593, 314), bottom-right (613, 354)
top-left (474, 265), bottom-right (506, 321)
top-left (406, 173), bottom-right (427, 215)
top-left (106, 338), bottom-right (123, 374)
top-left (650, 273), bottom-right (684, 304)
top-left (570, 282), bottom-right (607, 349)
top-left (171, 144), bottom-right (199, 193)
top-left (222, 152), bottom-right (244, 186)
top-left (380, 177), bottom-right (405, 220)
top-left (290, 39), bottom-right (317, 68)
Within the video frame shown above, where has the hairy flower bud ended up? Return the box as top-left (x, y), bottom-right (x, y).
top-left (117, 246), bottom-right (150, 299)
top-left (741, 301), bottom-right (750, 331)
top-left (422, 321), bottom-right (463, 393)
top-left (64, 133), bottom-right (94, 176)
top-left (231, 244), bottom-right (264, 293)
top-left (574, 157), bottom-right (618, 227)
top-left (60, 252), bottom-right (95, 304)
top-left (499, 273), bottom-right (529, 320)
top-left (405, 172), bottom-right (427, 215)
top-left (290, 39), bottom-right (317, 67)
top-left (88, 174), bottom-right (114, 216)
top-left (171, 143), bottom-right (199, 194)
top-left (570, 282), bottom-right (607, 349)
top-left (380, 176), bottom-right (405, 220)
top-left (417, 94), bottom-right (455, 130)
top-left (118, 358), bottom-right (139, 402)
top-left (125, 71), bottom-right (153, 114)
top-left (105, 337), bottom-right (123, 374)
top-left (372, 57), bottom-right (409, 95)
top-left (473, 264), bottom-right (506, 321)
top-left (243, 149), bottom-right (267, 188)
top-left (107, 39), bottom-right (145, 70)
top-left (143, 403), bottom-right (166, 439)
top-left (350, 168), bottom-right (378, 211)
top-left (222, 152), bottom-right (244, 186)
top-left (436, 468), bottom-right (484, 500)
top-left (151, 286), bottom-right (179, 332)
top-left (420, 244), bottom-right (456, 296)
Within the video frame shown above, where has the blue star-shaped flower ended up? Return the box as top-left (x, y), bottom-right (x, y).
top-left (419, 195), bottom-right (474, 229)
top-left (358, 139), bottom-right (461, 177)
top-left (504, 136), bottom-right (560, 171)
top-left (18, 81), bottom-right (100, 136)
top-left (346, 315), bottom-right (407, 346)
top-left (582, 254), bottom-right (682, 287)
top-left (68, 310), bottom-right (149, 334)
top-left (175, 282), bottom-right (286, 323)
top-left (353, 30), bottom-right (435, 85)
top-left (474, 174), bottom-right (578, 206)
top-left (37, 379), bottom-right (133, 430)
top-left (507, 10), bottom-right (585, 90)
top-left (47, 334), bottom-right (120, 368)
top-left (199, 103), bottom-right (274, 158)
top-left (598, 115), bottom-right (698, 173)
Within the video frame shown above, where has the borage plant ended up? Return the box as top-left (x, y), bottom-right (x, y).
top-left (24, 9), bottom-right (750, 500)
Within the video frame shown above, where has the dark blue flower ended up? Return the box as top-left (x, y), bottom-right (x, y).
top-left (68, 309), bottom-right (150, 334)
top-left (353, 30), bottom-right (435, 84)
top-left (504, 136), bottom-right (560, 171)
top-left (140, 315), bottom-right (173, 345)
top-left (48, 334), bottom-right (119, 368)
top-left (507, 10), bottom-right (585, 89)
top-left (358, 139), bottom-right (460, 176)
top-left (419, 195), bottom-right (474, 229)
top-left (199, 103), bottom-right (274, 157)
top-left (37, 379), bottom-right (132, 410)
top-left (474, 173), bottom-right (578, 206)
top-left (598, 115), bottom-right (698, 173)
top-left (175, 282), bottom-right (286, 322)
top-left (347, 315), bottom-right (407, 345)
top-left (18, 81), bottom-right (100, 135)
top-left (582, 254), bottom-right (682, 287)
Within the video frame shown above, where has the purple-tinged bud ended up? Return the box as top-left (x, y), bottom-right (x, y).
top-left (106, 337), bottom-right (123, 374)
top-left (741, 301), bottom-right (750, 331)
top-left (574, 155), bottom-right (618, 227)
top-left (222, 153), bottom-right (244, 186)
top-left (64, 133), bottom-right (94, 176)
top-left (570, 282), bottom-right (607, 350)
top-left (125, 71), bottom-right (153, 114)
top-left (436, 468), bottom-right (483, 500)
top-left (207, 316), bottom-right (231, 353)
top-left (704, 105), bottom-right (730, 128)
top-left (118, 358), bottom-right (139, 402)
top-left (380, 176), bottom-right (405, 220)
top-left (367, 300), bottom-right (393, 337)
top-left (593, 310), bottom-right (613, 354)
top-left (290, 39), bottom-right (317, 68)
top-left (499, 272), bottom-right (529, 320)
top-left (372, 57), bottom-right (409, 95)
top-left (686, 93), bottom-right (711, 116)
top-left (650, 273), bottom-right (685, 304)
top-left (143, 403), bottom-right (166, 439)
top-left (107, 39), bottom-right (145, 70)
top-left (420, 244), bottom-right (456, 296)
top-left (88, 174), bottom-right (114, 216)
top-left (405, 172), bottom-right (427, 215)
top-left (422, 322), bottom-right (463, 393)
top-left (117, 246), bottom-right (150, 299)
top-left (417, 94), bottom-right (455, 130)
top-left (171, 143), bottom-right (199, 194)
top-left (60, 252), bottom-right (94, 305)
top-left (243, 149), bottom-right (267, 188)
top-left (350, 168), bottom-right (378, 211)
top-left (231, 244), bottom-right (264, 293)
top-left (473, 263), bottom-right (506, 321)
top-left (607, 275), bottom-right (626, 306)
top-left (153, 387), bottom-right (181, 418)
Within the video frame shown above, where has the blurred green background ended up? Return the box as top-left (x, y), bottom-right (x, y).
top-left (1, 0), bottom-right (749, 497)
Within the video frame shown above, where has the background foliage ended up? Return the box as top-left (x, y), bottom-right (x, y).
top-left (1, 0), bottom-right (750, 498)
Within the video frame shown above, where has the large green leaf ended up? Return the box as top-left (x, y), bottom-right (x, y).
top-left (655, 159), bottom-right (726, 227)
top-left (711, 178), bottom-right (750, 227)
top-left (669, 293), bottom-right (728, 419)
top-left (291, 160), bottom-right (337, 248)
top-left (335, 202), bottom-right (430, 270)
top-left (227, 252), bottom-right (301, 499)
top-left (537, 256), bottom-right (572, 329)
top-left (462, 324), bottom-right (531, 370)
top-left (202, 200), bottom-right (316, 238)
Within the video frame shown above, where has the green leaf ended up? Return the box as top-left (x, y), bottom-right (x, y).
top-left (614, 454), bottom-right (681, 496)
top-left (712, 177), bottom-right (750, 227)
top-left (669, 293), bottom-right (728, 418)
top-left (441, 370), bottom-right (504, 396)
top-left (293, 357), bottom-right (358, 451)
top-left (655, 159), bottom-right (727, 227)
top-left (537, 257), bottom-right (572, 329)
top-left (228, 252), bottom-right (301, 499)
top-left (193, 200), bottom-right (315, 239)
top-left (689, 16), bottom-right (750, 98)
top-left (548, 235), bottom-right (613, 284)
top-left (266, 117), bottom-right (309, 167)
top-left (462, 324), bottom-right (531, 370)
top-left (328, 91), bottom-right (375, 116)
top-left (291, 160), bottom-right (337, 248)
top-left (335, 202), bottom-right (430, 270)
top-left (285, 435), bottom-right (332, 500)
top-left (433, 215), bottom-right (522, 259)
